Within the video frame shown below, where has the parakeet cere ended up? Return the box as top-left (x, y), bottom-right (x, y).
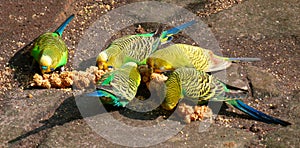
top-left (31, 14), bottom-right (74, 74)
top-left (147, 43), bottom-right (260, 73)
top-left (96, 20), bottom-right (196, 70)
top-left (88, 62), bottom-right (141, 107)
top-left (161, 67), bottom-right (291, 126)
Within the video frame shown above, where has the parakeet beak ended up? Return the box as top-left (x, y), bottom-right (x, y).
top-left (97, 52), bottom-right (108, 70)
top-left (41, 69), bottom-right (47, 74)
top-left (97, 61), bottom-right (108, 70)
top-left (40, 66), bottom-right (51, 74)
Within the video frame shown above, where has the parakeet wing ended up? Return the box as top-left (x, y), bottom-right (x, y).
top-left (96, 62), bottom-right (141, 105)
top-left (164, 67), bottom-right (291, 126)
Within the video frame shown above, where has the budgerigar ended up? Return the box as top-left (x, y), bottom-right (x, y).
top-left (161, 67), bottom-right (291, 126)
top-left (88, 62), bottom-right (141, 107)
top-left (147, 44), bottom-right (260, 73)
top-left (31, 14), bottom-right (74, 74)
top-left (96, 20), bottom-right (196, 70)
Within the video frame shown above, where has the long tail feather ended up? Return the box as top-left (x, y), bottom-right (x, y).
top-left (86, 90), bottom-right (124, 107)
top-left (86, 90), bottom-right (107, 97)
top-left (227, 57), bottom-right (261, 62)
top-left (227, 100), bottom-right (291, 126)
top-left (160, 20), bottom-right (196, 44)
top-left (55, 14), bottom-right (75, 36)
top-left (164, 20), bottom-right (196, 36)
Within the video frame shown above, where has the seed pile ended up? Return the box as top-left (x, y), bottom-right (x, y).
top-left (31, 66), bottom-right (112, 89)
top-left (176, 103), bottom-right (213, 124)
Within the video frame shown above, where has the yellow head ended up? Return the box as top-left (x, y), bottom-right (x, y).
top-left (39, 55), bottom-right (53, 74)
top-left (147, 57), bottom-right (174, 73)
top-left (96, 52), bottom-right (108, 70)
top-left (161, 100), bottom-right (177, 110)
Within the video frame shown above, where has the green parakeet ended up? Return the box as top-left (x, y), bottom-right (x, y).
top-left (31, 14), bottom-right (74, 74)
top-left (161, 67), bottom-right (291, 126)
top-left (147, 43), bottom-right (260, 73)
top-left (88, 62), bottom-right (141, 107)
top-left (96, 20), bottom-right (196, 70)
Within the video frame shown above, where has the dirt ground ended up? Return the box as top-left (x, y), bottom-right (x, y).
top-left (0, 0), bottom-right (299, 147)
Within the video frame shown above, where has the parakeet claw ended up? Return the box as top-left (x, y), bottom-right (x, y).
top-left (60, 66), bottom-right (65, 72)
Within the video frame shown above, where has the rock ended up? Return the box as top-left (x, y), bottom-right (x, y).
top-left (245, 65), bottom-right (281, 97)
top-left (1, 89), bottom-right (71, 147)
top-left (263, 125), bottom-right (299, 147)
top-left (262, 91), bottom-right (299, 147)
top-left (213, 63), bottom-right (249, 91)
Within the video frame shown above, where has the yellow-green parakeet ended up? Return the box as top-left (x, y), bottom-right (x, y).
top-left (147, 43), bottom-right (260, 73)
top-left (88, 62), bottom-right (141, 107)
top-left (31, 14), bottom-right (74, 74)
top-left (162, 67), bottom-right (291, 126)
top-left (96, 20), bottom-right (196, 70)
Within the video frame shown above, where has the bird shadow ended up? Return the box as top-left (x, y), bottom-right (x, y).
top-left (8, 95), bottom-right (83, 144)
top-left (197, 100), bottom-right (262, 122)
top-left (216, 101), bottom-right (261, 121)
top-left (7, 92), bottom-right (266, 145)
top-left (8, 93), bottom-right (119, 144)
top-left (8, 38), bottom-right (40, 89)
top-left (118, 82), bottom-right (175, 121)
top-left (7, 91), bottom-right (164, 144)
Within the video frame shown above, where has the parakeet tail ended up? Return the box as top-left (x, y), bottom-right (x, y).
top-left (226, 57), bottom-right (261, 62)
top-left (55, 14), bottom-right (75, 36)
top-left (227, 99), bottom-right (291, 126)
top-left (164, 20), bottom-right (196, 36)
top-left (86, 90), bottom-right (107, 97)
top-left (86, 90), bottom-right (125, 107)
top-left (161, 20), bottom-right (196, 44)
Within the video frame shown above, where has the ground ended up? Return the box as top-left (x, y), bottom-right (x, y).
top-left (0, 0), bottom-right (299, 147)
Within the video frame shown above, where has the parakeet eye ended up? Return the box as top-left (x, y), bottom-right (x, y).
top-left (50, 68), bottom-right (55, 71)
top-left (108, 66), bottom-right (113, 68)
top-left (41, 66), bottom-right (48, 70)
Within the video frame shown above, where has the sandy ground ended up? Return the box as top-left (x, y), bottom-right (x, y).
top-left (0, 0), bottom-right (299, 147)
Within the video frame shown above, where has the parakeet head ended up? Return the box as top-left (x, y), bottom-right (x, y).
top-left (146, 57), bottom-right (174, 73)
top-left (40, 55), bottom-right (54, 74)
top-left (161, 100), bottom-right (177, 110)
top-left (96, 52), bottom-right (108, 70)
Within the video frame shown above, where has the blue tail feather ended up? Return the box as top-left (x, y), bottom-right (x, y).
top-left (86, 90), bottom-right (125, 107)
top-left (228, 100), bottom-right (291, 126)
top-left (164, 20), bottom-right (196, 36)
top-left (86, 90), bottom-right (106, 97)
top-left (55, 14), bottom-right (75, 36)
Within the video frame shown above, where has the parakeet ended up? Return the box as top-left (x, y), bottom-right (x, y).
top-left (147, 43), bottom-right (261, 73)
top-left (96, 20), bottom-right (196, 70)
top-left (161, 67), bottom-right (291, 126)
top-left (88, 62), bottom-right (141, 107)
top-left (31, 14), bottom-right (74, 74)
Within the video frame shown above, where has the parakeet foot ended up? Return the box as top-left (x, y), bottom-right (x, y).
top-left (60, 66), bottom-right (65, 72)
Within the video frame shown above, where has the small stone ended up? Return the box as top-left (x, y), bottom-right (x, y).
top-left (105, 5), bottom-right (111, 10)
top-left (28, 94), bottom-right (33, 98)
top-left (249, 124), bottom-right (261, 133)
